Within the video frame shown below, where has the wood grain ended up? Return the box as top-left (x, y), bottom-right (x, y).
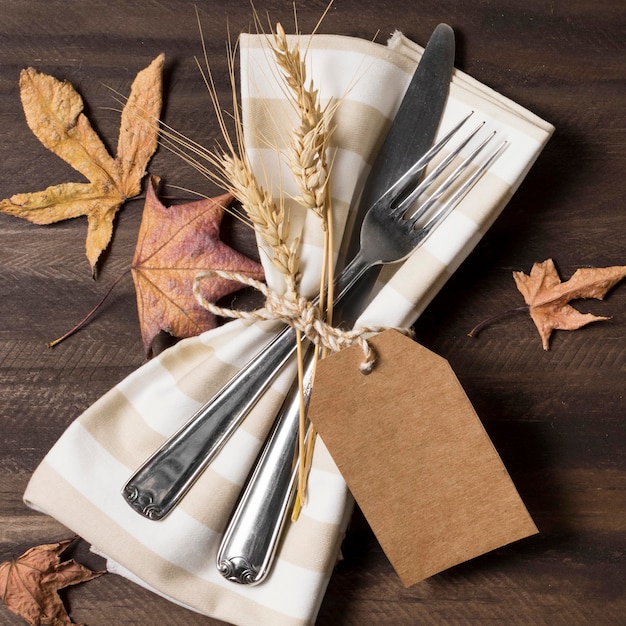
top-left (1, 1), bottom-right (624, 624)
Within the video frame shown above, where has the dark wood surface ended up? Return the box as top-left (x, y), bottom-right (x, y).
top-left (1, 1), bottom-right (624, 624)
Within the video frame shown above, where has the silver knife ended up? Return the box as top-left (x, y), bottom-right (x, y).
top-left (216, 24), bottom-right (456, 585)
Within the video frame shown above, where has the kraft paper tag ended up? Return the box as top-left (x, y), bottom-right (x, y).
top-left (308, 329), bottom-right (538, 587)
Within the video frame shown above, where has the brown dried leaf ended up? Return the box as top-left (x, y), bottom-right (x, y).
top-left (131, 177), bottom-right (265, 353)
top-left (0, 54), bottom-right (164, 272)
top-left (0, 538), bottom-right (104, 626)
top-left (513, 258), bottom-right (626, 349)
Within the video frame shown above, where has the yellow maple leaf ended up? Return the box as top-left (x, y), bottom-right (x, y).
top-left (0, 53), bottom-right (164, 272)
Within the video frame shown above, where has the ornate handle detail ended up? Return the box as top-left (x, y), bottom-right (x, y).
top-left (217, 555), bottom-right (260, 585)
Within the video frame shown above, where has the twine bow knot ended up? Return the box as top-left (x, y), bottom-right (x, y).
top-left (193, 270), bottom-right (412, 374)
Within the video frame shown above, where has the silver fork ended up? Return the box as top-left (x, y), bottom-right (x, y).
top-left (122, 113), bottom-right (507, 521)
top-left (216, 118), bottom-right (507, 585)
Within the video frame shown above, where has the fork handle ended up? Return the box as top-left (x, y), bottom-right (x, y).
top-left (122, 252), bottom-right (371, 520)
top-left (122, 323), bottom-right (299, 520)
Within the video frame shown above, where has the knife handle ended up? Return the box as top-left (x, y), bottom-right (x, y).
top-left (217, 349), bottom-right (314, 584)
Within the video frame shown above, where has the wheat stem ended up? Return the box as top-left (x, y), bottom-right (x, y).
top-left (269, 22), bottom-right (340, 513)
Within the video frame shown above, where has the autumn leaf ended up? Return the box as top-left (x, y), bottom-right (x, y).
top-left (0, 538), bottom-right (104, 626)
top-left (0, 54), bottom-right (164, 272)
top-left (131, 177), bottom-right (265, 352)
top-left (513, 258), bottom-right (626, 349)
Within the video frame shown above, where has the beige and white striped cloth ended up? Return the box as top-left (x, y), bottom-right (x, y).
top-left (24, 32), bottom-right (553, 626)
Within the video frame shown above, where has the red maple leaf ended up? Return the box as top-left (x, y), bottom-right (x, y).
top-left (131, 177), bottom-right (265, 352)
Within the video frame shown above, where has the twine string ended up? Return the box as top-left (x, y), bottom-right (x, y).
top-left (193, 269), bottom-right (412, 373)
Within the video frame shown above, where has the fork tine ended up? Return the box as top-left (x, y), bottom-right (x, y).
top-left (392, 120), bottom-right (486, 217)
top-left (383, 111), bottom-right (475, 204)
top-left (409, 130), bottom-right (498, 224)
top-left (410, 136), bottom-right (508, 240)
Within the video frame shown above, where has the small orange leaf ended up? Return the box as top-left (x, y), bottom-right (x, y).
top-left (0, 54), bottom-right (164, 272)
top-left (0, 538), bottom-right (104, 626)
top-left (131, 177), bottom-right (265, 353)
top-left (513, 258), bottom-right (626, 349)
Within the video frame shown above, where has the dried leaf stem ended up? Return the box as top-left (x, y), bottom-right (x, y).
top-left (47, 270), bottom-right (130, 347)
top-left (468, 305), bottom-right (529, 339)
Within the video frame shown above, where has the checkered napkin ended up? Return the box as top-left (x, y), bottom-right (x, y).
top-left (24, 31), bottom-right (553, 626)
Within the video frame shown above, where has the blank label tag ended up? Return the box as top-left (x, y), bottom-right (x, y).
top-left (308, 329), bottom-right (537, 586)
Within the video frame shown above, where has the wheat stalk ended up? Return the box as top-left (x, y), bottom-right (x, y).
top-left (157, 10), bottom-right (336, 512)
top-left (269, 22), bottom-right (340, 515)
top-left (221, 152), bottom-right (301, 292)
top-left (173, 11), bottom-right (302, 295)
top-left (272, 22), bottom-right (334, 225)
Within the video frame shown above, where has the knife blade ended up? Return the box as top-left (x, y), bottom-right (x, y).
top-left (346, 23), bottom-right (455, 259)
top-left (341, 23), bottom-right (455, 320)
top-left (216, 24), bottom-right (456, 585)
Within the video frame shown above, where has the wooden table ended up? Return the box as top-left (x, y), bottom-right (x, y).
top-left (1, 1), bottom-right (624, 624)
